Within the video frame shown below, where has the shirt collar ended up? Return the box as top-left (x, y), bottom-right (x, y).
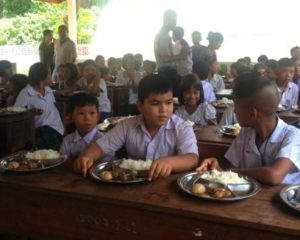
top-left (73, 127), bottom-right (98, 144)
top-left (269, 118), bottom-right (287, 143)
top-left (27, 84), bottom-right (52, 97)
top-left (276, 82), bottom-right (293, 92)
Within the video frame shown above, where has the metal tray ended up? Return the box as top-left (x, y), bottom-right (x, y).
top-left (280, 185), bottom-right (300, 213)
top-left (0, 107), bottom-right (27, 116)
top-left (219, 125), bottom-right (240, 137)
top-left (178, 171), bottom-right (261, 201)
top-left (0, 151), bottom-right (67, 172)
top-left (90, 161), bottom-right (148, 184)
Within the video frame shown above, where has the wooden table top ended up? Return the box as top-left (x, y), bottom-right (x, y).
top-left (195, 125), bottom-right (234, 145)
top-left (0, 164), bottom-right (299, 238)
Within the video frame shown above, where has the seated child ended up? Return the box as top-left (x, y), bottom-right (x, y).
top-left (175, 74), bottom-right (217, 126)
top-left (95, 55), bottom-right (106, 68)
top-left (58, 63), bottom-right (79, 95)
top-left (171, 26), bottom-right (193, 76)
top-left (14, 62), bottom-right (64, 149)
top-left (266, 59), bottom-right (278, 81)
top-left (6, 74), bottom-right (28, 106)
top-left (0, 60), bottom-right (13, 86)
top-left (253, 63), bottom-right (266, 79)
top-left (275, 58), bottom-right (298, 108)
top-left (73, 74), bottom-right (199, 179)
top-left (207, 56), bottom-right (225, 93)
top-left (143, 60), bottom-right (156, 77)
top-left (197, 72), bottom-right (300, 185)
top-left (79, 60), bottom-right (111, 121)
top-left (60, 92), bottom-right (113, 161)
top-left (193, 60), bottom-right (216, 103)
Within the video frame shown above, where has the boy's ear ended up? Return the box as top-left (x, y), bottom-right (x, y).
top-left (250, 107), bottom-right (258, 120)
top-left (137, 100), bottom-right (143, 114)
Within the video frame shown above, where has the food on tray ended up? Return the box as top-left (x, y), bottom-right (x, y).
top-left (213, 97), bottom-right (234, 107)
top-left (191, 183), bottom-right (206, 194)
top-left (7, 160), bottom-right (41, 170)
top-left (210, 187), bottom-right (232, 198)
top-left (119, 159), bottom-right (152, 171)
top-left (200, 170), bottom-right (248, 185)
top-left (7, 161), bottom-right (20, 169)
top-left (223, 123), bottom-right (241, 136)
top-left (6, 106), bottom-right (26, 112)
top-left (98, 169), bottom-right (135, 181)
top-left (25, 149), bottom-right (60, 160)
top-left (99, 170), bottom-right (113, 180)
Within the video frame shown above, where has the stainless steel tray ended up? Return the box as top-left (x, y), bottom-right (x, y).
top-left (0, 151), bottom-right (67, 172)
top-left (90, 161), bottom-right (148, 184)
top-left (178, 171), bottom-right (261, 201)
top-left (280, 185), bottom-right (300, 213)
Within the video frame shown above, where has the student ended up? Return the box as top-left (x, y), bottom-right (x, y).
top-left (58, 63), bottom-right (79, 95)
top-left (95, 55), bottom-right (106, 68)
top-left (290, 46), bottom-right (300, 61)
top-left (116, 53), bottom-right (142, 115)
top-left (99, 66), bottom-right (112, 82)
top-left (193, 61), bottom-right (216, 103)
top-left (14, 62), bottom-right (64, 149)
top-left (253, 63), bottom-right (267, 78)
top-left (171, 26), bottom-right (193, 76)
top-left (266, 59), bottom-right (278, 81)
top-left (79, 60), bottom-right (111, 121)
top-left (73, 74), bottom-right (199, 179)
top-left (199, 32), bottom-right (224, 61)
top-left (0, 60), bottom-right (13, 86)
top-left (175, 74), bottom-right (217, 126)
top-left (134, 53), bottom-right (143, 72)
top-left (6, 74), bottom-right (28, 106)
top-left (207, 56), bottom-right (225, 93)
top-left (39, 29), bottom-right (54, 73)
top-left (143, 60), bottom-right (156, 77)
top-left (257, 54), bottom-right (269, 66)
top-left (196, 73), bottom-right (300, 185)
top-left (275, 58), bottom-right (298, 108)
top-left (60, 92), bottom-right (113, 161)
top-left (191, 31), bottom-right (206, 65)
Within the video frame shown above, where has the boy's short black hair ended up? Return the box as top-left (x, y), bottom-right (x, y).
top-left (267, 59), bottom-right (278, 70)
top-left (173, 26), bottom-right (184, 40)
top-left (143, 60), bottom-right (156, 70)
top-left (67, 92), bottom-right (99, 114)
top-left (9, 74), bottom-right (28, 92)
top-left (99, 66), bottom-right (110, 76)
top-left (138, 74), bottom-right (173, 102)
top-left (193, 61), bottom-right (209, 80)
top-left (43, 29), bottom-right (53, 37)
top-left (81, 59), bottom-right (99, 71)
top-left (29, 62), bottom-right (49, 86)
top-left (0, 60), bottom-right (12, 77)
top-left (277, 58), bottom-right (294, 68)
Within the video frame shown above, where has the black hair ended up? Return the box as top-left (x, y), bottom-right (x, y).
top-left (28, 62), bottom-right (49, 86)
top-left (267, 59), bottom-right (278, 70)
top-left (192, 31), bottom-right (201, 38)
top-left (290, 46), bottom-right (300, 55)
top-left (138, 74), bottom-right (173, 102)
top-left (99, 66), bottom-right (110, 76)
top-left (236, 66), bottom-right (251, 76)
top-left (257, 55), bottom-right (268, 65)
top-left (58, 25), bottom-right (68, 32)
top-left (95, 55), bottom-right (105, 62)
top-left (62, 63), bottom-right (79, 81)
top-left (179, 74), bottom-right (204, 105)
top-left (173, 26), bottom-right (184, 40)
top-left (207, 32), bottom-right (224, 43)
top-left (9, 74), bottom-right (28, 92)
top-left (43, 29), bottom-right (52, 37)
top-left (81, 59), bottom-right (99, 71)
top-left (193, 61), bottom-right (209, 80)
top-left (67, 92), bottom-right (99, 114)
top-left (0, 60), bottom-right (12, 77)
top-left (277, 58), bottom-right (294, 68)
top-left (253, 63), bottom-right (266, 72)
top-left (158, 65), bottom-right (180, 97)
top-left (205, 55), bottom-right (217, 66)
top-left (143, 60), bottom-right (156, 70)
top-left (122, 53), bottom-right (135, 70)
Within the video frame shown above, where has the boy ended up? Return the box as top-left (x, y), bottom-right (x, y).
top-left (275, 58), bottom-right (298, 108)
top-left (74, 74), bottom-right (199, 180)
top-left (60, 92), bottom-right (113, 161)
top-left (197, 73), bottom-right (300, 185)
top-left (143, 60), bottom-right (156, 77)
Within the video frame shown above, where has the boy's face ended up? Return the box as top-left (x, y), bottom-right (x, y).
top-left (83, 65), bottom-right (99, 81)
top-left (234, 99), bottom-right (253, 127)
top-left (276, 66), bottom-right (294, 83)
top-left (192, 34), bottom-right (201, 45)
top-left (138, 91), bottom-right (173, 129)
top-left (183, 88), bottom-right (200, 106)
top-left (72, 105), bottom-right (99, 135)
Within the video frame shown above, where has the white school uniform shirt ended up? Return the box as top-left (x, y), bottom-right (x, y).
top-left (277, 82), bottom-right (298, 108)
top-left (225, 118), bottom-right (300, 184)
top-left (77, 78), bottom-right (111, 113)
top-left (201, 80), bottom-right (216, 103)
top-left (116, 70), bottom-right (142, 104)
top-left (175, 103), bottom-right (216, 126)
top-left (219, 105), bottom-right (238, 126)
top-left (60, 127), bottom-right (114, 161)
top-left (14, 84), bottom-right (64, 135)
top-left (208, 74), bottom-right (225, 93)
top-left (172, 40), bottom-right (193, 76)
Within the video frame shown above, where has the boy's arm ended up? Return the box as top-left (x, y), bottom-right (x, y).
top-left (149, 153), bottom-right (198, 181)
top-left (233, 157), bottom-right (294, 185)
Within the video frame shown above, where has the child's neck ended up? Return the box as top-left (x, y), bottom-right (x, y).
top-left (254, 117), bottom-right (277, 146)
top-left (185, 104), bottom-right (198, 115)
top-left (143, 118), bottom-right (161, 138)
top-left (276, 80), bottom-right (288, 91)
top-left (33, 84), bottom-right (45, 95)
top-left (208, 73), bottom-right (214, 80)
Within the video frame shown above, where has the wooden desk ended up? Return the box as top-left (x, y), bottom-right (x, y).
top-left (107, 86), bottom-right (129, 116)
top-left (0, 112), bottom-right (35, 157)
top-left (0, 166), bottom-right (299, 240)
top-left (55, 95), bottom-right (70, 123)
top-left (195, 126), bottom-right (233, 159)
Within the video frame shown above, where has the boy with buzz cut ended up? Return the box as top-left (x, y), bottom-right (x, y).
top-left (74, 74), bottom-right (199, 180)
top-left (197, 72), bottom-right (300, 185)
top-left (275, 58), bottom-right (298, 108)
top-left (60, 92), bottom-right (114, 161)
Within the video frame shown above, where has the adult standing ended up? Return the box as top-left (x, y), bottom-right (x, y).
top-left (53, 25), bottom-right (77, 82)
top-left (39, 29), bottom-right (54, 73)
top-left (154, 9), bottom-right (177, 70)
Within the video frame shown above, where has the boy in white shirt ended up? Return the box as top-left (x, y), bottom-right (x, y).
top-left (197, 72), bottom-right (300, 185)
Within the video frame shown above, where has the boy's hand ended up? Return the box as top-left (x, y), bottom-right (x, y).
top-left (148, 158), bottom-right (172, 181)
top-left (196, 158), bottom-right (222, 172)
top-left (73, 154), bottom-right (94, 177)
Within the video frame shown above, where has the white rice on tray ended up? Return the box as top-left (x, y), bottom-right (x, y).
top-left (201, 170), bottom-right (248, 184)
top-left (119, 159), bottom-right (152, 171)
top-left (25, 149), bottom-right (60, 160)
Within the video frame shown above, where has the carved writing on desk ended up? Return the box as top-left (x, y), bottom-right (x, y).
top-left (77, 213), bottom-right (138, 235)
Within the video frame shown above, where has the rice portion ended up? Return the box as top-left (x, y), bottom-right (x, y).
top-left (119, 159), bottom-right (152, 171)
top-left (201, 170), bottom-right (248, 184)
top-left (25, 149), bottom-right (60, 160)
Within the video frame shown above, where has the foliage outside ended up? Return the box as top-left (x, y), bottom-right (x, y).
top-left (0, 0), bottom-right (100, 45)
